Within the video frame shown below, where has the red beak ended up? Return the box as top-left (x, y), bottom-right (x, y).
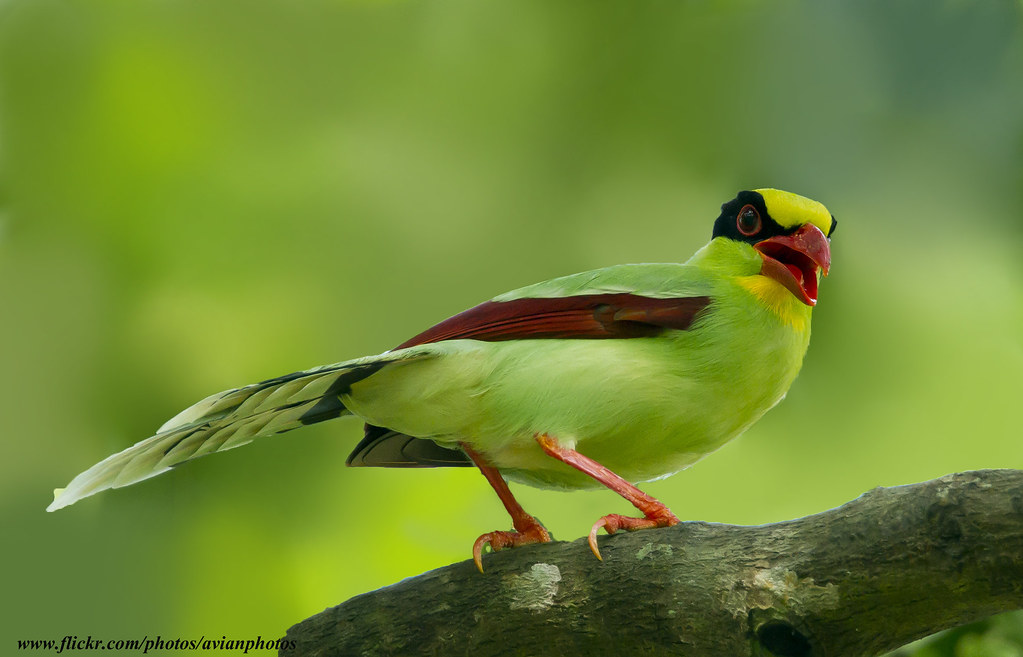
top-left (754, 223), bottom-right (831, 306)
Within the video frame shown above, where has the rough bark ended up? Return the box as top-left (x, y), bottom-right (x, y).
top-left (281, 469), bottom-right (1023, 657)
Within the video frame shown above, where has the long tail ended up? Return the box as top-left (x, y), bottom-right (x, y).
top-left (47, 353), bottom-right (408, 511)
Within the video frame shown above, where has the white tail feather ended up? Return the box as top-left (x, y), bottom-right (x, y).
top-left (47, 354), bottom-right (411, 512)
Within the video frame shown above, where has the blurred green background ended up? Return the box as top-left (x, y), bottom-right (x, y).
top-left (2, 0), bottom-right (1021, 653)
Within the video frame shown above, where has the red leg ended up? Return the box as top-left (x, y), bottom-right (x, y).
top-left (535, 433), bottom-right (678, 560)
top-left (461, 443), bottom-right (551, 572)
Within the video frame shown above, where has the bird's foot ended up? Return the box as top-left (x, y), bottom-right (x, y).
top-left (473, 522), bottom-right (551, 573)
top-left (588, 507), bottom-right (679, 561)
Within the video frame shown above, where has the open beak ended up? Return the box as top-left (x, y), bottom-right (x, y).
top-left (754, 223), bottom-right (831, 306)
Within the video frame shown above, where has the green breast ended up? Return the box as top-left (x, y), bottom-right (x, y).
top-left (475, 281), bottom-right (813, 490)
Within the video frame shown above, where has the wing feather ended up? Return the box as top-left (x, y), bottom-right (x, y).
top-left (394, 293), bottom-right (711, 349)
top-left (354, 291), bottom-right (712, 468)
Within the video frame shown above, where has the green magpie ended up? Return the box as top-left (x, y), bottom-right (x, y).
top-left (48, 188), bottom-right (836, 572)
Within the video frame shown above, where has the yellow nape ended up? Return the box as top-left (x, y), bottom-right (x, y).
top-left (737, 275), bottom-right (809, 331)
top-left (755, 188), bottom-right (833, 236)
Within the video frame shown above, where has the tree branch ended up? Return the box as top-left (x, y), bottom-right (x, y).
top-left (281, 469), bottom-right (1023, 657)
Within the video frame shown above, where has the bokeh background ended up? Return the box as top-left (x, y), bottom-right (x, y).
top-left (2, 0), bottom-right (1021, 654)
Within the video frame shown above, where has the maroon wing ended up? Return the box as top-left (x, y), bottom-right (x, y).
top-left (394, 293), bottom-right (712, 349)
top-left (350, 292), bottom-right (712, 469)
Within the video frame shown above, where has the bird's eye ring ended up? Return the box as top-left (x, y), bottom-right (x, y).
top-left (736, 204), bottom-right (761, 236)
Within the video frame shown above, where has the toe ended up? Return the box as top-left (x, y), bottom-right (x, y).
top-left (587, 511), bottom-right (681, 562)
top-left (471, 525), bottom-right (552, 573)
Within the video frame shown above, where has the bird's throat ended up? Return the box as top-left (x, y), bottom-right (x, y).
top-left (736, 275), bottom-right (810, 331)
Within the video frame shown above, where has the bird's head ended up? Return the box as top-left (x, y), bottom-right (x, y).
top-left (711, 189), bottom-right (836, 306)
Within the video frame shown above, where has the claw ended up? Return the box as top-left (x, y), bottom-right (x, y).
top-left (472, 524), bottom-right (551, 573)
top-left (588, 518), bottom-right (608, 560)
top-left (587, 510), bottom-right (680, 561)
top-left (472, 533), bottom-right (491, 573)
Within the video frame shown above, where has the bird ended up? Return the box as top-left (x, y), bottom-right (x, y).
top-left (47, 188), bottom-right (835, 572)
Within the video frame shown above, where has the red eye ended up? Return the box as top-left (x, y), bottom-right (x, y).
top-left (736, 204), bottom-right (761, 236)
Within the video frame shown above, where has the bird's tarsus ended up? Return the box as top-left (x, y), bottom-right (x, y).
top-left (534, 432), bottom-right (681, 561)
